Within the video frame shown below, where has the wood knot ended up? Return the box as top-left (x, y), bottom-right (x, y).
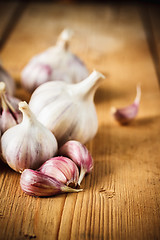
top-left (99, 188), bottom-right (115, 199)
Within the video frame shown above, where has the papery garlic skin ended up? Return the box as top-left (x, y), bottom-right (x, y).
top-left (20, 169), bottom-right (82, 197)
top-left (21, 29), bottom-right (89, 92)
top-left (0, 82), bottom-right (22, 134)
top-left (111, 85), bottom-right (141, 124)
top-left (0, 65), bottom-right (15, 95)
top-left (29, 70), bottom-right (105, 146)
top-left (1, 101), bottom-right (58, 172)
top-left (38, 156), bottom-right (79, 187)
top-left (59, 140), bottom-right (93, 185)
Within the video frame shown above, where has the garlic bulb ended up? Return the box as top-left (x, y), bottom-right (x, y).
top-left (0, 64), bottom-right (15, 95)
top-left (20, 169), bottom-right (82, 197)
top-left (38, 156), bottom-right (79, 187)
top-left (0, 82), bottom-right (22, 134)
top-left (111, 85), bottom-right (141, 124)
top-left (21, 29), bottom-right (89, 92)
top-left (59, 140), bottom-right (93, 185)
top-left (29, 70), bottom-right (105, 146)
top-left (1, 101), bottom-right (58, 172)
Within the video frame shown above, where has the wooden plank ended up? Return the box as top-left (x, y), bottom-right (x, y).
top-left (0, 2), bottom-right (160, 240)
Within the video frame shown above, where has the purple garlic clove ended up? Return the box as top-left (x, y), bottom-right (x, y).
top-left (20, 169), bottom-right (82, 197)
top-left (0, 82), bottom-right (22, 134)
top-left (38, 156), bottom-right (80, 188)
top-left (111, 85), bottom-right (141, 125)
top-left (58, 140), bottom-right (93, 185)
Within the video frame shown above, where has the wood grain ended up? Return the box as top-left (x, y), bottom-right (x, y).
top-left (0, 2), bottom-right (160, 240)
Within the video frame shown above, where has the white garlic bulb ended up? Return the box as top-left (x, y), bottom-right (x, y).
top-left (29, 70), bottom-right (105, 146)
top-left (21, 29), bottom-right (89, 92)
top-left (0, 64), bottom-right (15, 95)
top-left (1, 101), bottom-right (58, 172)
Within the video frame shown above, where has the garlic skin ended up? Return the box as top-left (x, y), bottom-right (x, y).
top-left (29, 70), bottom-right (105, 146)
top-left (0, 82), bottom-right (22, 134)
top-left (0, 65), bottom-right (15, 95)
top-left (59, 140), bottom-right (93, 185)
top-left (21, 29), bottom-right (89, 92)
top-left (1, 101), bottom-right (58, 172)
top-left (111, 85), bottom-right (141, 124)
top-left (20, 169), bottom-right (82, 197)
top-left (38, 156), bottom-right (79, 187)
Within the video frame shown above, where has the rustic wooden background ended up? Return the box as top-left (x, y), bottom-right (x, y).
top-left (0, 1), bottom-right (160, 240)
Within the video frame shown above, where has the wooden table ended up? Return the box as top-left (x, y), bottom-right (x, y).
top-left (0, 1), bottom-right (160, 239)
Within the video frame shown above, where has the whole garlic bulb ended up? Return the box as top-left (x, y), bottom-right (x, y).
top-left (0, 82), bottom-right (22, 134)
top-left (1, 101), bottom-right (58, 172)
top-left (29, 70), bottom-right (105, 146)
top-left (21, 29), bottom-right (89, 92)
top-left (0, 64), bottom-right (15, 95)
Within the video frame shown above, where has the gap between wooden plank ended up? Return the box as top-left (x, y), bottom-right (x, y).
top-left (139, 3), bottom-right (160, 87)
top-left (0, 2), bottom-right (28, 51)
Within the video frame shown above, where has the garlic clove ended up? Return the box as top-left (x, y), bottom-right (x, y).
top-left (1, 101), bottom-right (58, 172)
top-left (21, 29), bottom-right (89, 92)
top-left (111, 85), bottom-right (141, 124)
top-left (0, 64), bottom-right (15, 95)
top-left (0, 82), bottom-right (22, 134)
top-left (58, 140), bottom-right (93, 185)
top-left (20, 169), bottom-right (83, 197)
top-left (29, 70), bottom-right (105, 146)
top-left (38, 156), bottom-right (79, 187)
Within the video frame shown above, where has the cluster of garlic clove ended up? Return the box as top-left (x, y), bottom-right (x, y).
top-left (0, 64), bottom-right (15, 95)
top-left (29, 70), bottom-right (105, 146)
top-left (20, 169), bottom-right (82, 197)
top-left (0, 82), bottom-right (22, 134)
top-left (20, 140), bottom-right (93, 197)
top-left (1, 101), bottom-right (58, 172)
top-left (21, 29), bottom-right (89, 92)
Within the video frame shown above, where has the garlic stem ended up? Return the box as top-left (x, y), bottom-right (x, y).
top-left (72, 70), bottom-right (105, 100)
top-left (134, 85), bottom-right (141, 105)
top-left (19, 101), bottom-right (36, 123)
top-left (0, 82), bottom-right (16, 113)
top-left (0, 82), bottom-right (6, 95)
top-left (61, 186), bottom-right (83, 193)
top-left (78, 167), bottom-right (86, 186)
top-left (56, 29), bottom-right (73, 50)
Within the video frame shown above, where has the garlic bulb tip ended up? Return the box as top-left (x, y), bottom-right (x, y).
top-left (0, 82), bottom-right (6, 92)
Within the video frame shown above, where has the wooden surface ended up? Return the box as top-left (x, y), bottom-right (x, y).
top-left (0, 2), bottom-right (160, 240)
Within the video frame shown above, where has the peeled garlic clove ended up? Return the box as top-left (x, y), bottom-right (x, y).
top-left (29, 70), bottom-right (105, 146)
top-left (20, 169), bottom-right (82, 197)
top-left (0, 64), bottom-right (15, 95)
top-left (111, 85), bottom-right (141, 124)
top-left (59, 140), bottom-right (93, 185)
top-left (0, 82), bottom-right (22, 134)
top-left (1, 101), bottom-right (58, 172)
top-left (21, 29), bottom-right (89, 92)
top-left (38, 156), bottom-right (79, 187)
